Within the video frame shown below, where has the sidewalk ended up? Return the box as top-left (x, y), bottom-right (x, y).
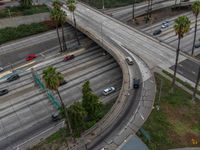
top-left (119, 135), bottom-right (149, 150)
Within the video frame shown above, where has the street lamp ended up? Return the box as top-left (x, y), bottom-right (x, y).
top-left (102, 0), bottom-right (105, 9)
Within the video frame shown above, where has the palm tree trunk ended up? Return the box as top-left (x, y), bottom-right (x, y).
top-left (56, 24), bottom-right (63, 53)
top-left (191, 16), bottom-right (198, 56)
top-left (56, 89), bottom-right (73, 136)
top-left (146, 0), bottom-right (151, 23)
top-left (132, 0), bottom-right (135, 19)
top-left (175, 0), bottom-right (178, 5)
top-left (192, 66), bottom-right (200, 100)
top-left (73, 12), bottom-right (80, 45)
top-left (171, 36), bottom-right (181, 92)
top-left (149, 0), bottom-right (153, 18)
top-left (61, 23), bottom-right (67, 51)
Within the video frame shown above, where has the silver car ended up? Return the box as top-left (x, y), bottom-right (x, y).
top-left (102, 87), bottom-right (115, 96)
top-left (0, 67), bottom-right (4, 72)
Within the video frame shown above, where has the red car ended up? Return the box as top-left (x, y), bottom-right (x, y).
top-left (26, 54), bottom-right (37, 61)
top-left (0, 2), bottom-right (5, 6)
top-left (63, 55), bottom-right (75, 61)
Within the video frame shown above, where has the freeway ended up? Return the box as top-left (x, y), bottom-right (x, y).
top-left (56, 1), bottom-right (156, 150)
top-left (142, 11), bottom-right (200, 83)
top-left (0, 45), bottom-right (123, 149)
top-left (142, 12), bottom-right (200, 54)
top-left (0, 25), bottom-right (84, 67)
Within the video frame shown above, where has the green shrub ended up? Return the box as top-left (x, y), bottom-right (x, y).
top-left (0, 22), bottom-right (51, 44)
top-left (0, 5), bottom-right (49, 19)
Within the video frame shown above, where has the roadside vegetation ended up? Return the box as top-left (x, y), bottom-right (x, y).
top-left (138, 73), bottom-right (200, 149)
top-left (0, 20), bottom-right (55, 44)
top-left (0, 5), bottom-right (49, 19)
top-left (29, 67), bottom-right (115, 149)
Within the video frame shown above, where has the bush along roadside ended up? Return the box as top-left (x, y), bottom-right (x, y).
top-left (0, 5), bottom-right (49, 19)
top-left (0, 21), bottom-right (56, 44)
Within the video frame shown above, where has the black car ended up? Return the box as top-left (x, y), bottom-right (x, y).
top-left (0, 89), bottom-right (9, 96)
top-left (195, 43), bottom-right (200, 48)
top-left (133, 78), bottom-right (140, 89)
top-left (59, 80), bottom-right (67, 86)
top-left (51, 112), bottom-right (61, 121)
top-left (153, 29), bottom-right (162, 36)
top-left (7, 74), bottom-right (20, 82)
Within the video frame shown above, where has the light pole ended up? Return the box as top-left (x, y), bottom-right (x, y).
top-left (102, 0), bottom-right (105, 9)
top-left (157, 78), bottom-right (163, 111)
top-left (192, 66), bottom-right (200, 100)
top-left (132, 0), bottom-right (135, 19)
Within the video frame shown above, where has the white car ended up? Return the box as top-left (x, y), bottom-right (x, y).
top-left (161, 21), bottom-right (169, 28)
top-left (102, 87), bottom-right (115, 96)
top-left (0, 67), bottom-right (4, 72)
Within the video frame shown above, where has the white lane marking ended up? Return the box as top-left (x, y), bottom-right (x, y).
top-left (14, 121), bottom-right (64, 149)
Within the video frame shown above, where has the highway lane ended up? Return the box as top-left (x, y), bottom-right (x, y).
top-left (142, 12), bottom-right (200, 54)
top-left (0, 45), bottom-right (123, 149)
top-left (71, 3), bottom-right (186, 69)
top-left (142, 11), bottom-right (200, 82)
top-left (0, 25), bottom-right (84, 67)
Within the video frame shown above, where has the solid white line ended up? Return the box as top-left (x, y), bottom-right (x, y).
top-left (14, 121), bottom-right (64, 149)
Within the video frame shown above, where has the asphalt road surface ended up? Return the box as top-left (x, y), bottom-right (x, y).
top-left (0, 25), bottom-right (84, 67)
top-left (0, 45), bottom-right (122, 150)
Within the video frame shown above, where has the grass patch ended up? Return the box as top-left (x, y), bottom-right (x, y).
top-left (138, 73), bottom-right (200, 149)
top-left (0, 21), bottom-right (55, 44)
top-left (0, 5), bottom-right (49, 19)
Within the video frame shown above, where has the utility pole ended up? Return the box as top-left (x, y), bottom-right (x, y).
top-left (192, 66), bottom-right (200, 100)
top-left (132, 0), bottom-right (135, 19)
top-left (102, 0), bottom-right (105, 9)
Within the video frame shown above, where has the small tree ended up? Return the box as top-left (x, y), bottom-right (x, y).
top-left (20, 0), bottom-right (32, 8)
top-left (82, 81), bottom-right (102, 120)
top-left (68, 102), bottom-right (87, 137)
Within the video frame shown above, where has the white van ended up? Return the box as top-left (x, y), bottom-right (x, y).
top-left (125, 57), bottom-right (134, 65)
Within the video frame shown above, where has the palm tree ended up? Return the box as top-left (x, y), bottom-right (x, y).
top-left (60, 9), bottom-right (68, 51)
top-left (171, 16), bottom-right (191, 92)
top-left (51, 7), bottom-right (63, 52)
top-left (67, 0), bottom-right (80, 45)
top-left (191, 1), bottom-right (200, 56)
top-left (52, 0), bottom-right (67, 51)
top-left (42, 67), bottom-right (72, 135)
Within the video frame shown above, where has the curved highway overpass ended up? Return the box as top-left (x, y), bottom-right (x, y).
top-left (49, 1), bottom-right (156, 150)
